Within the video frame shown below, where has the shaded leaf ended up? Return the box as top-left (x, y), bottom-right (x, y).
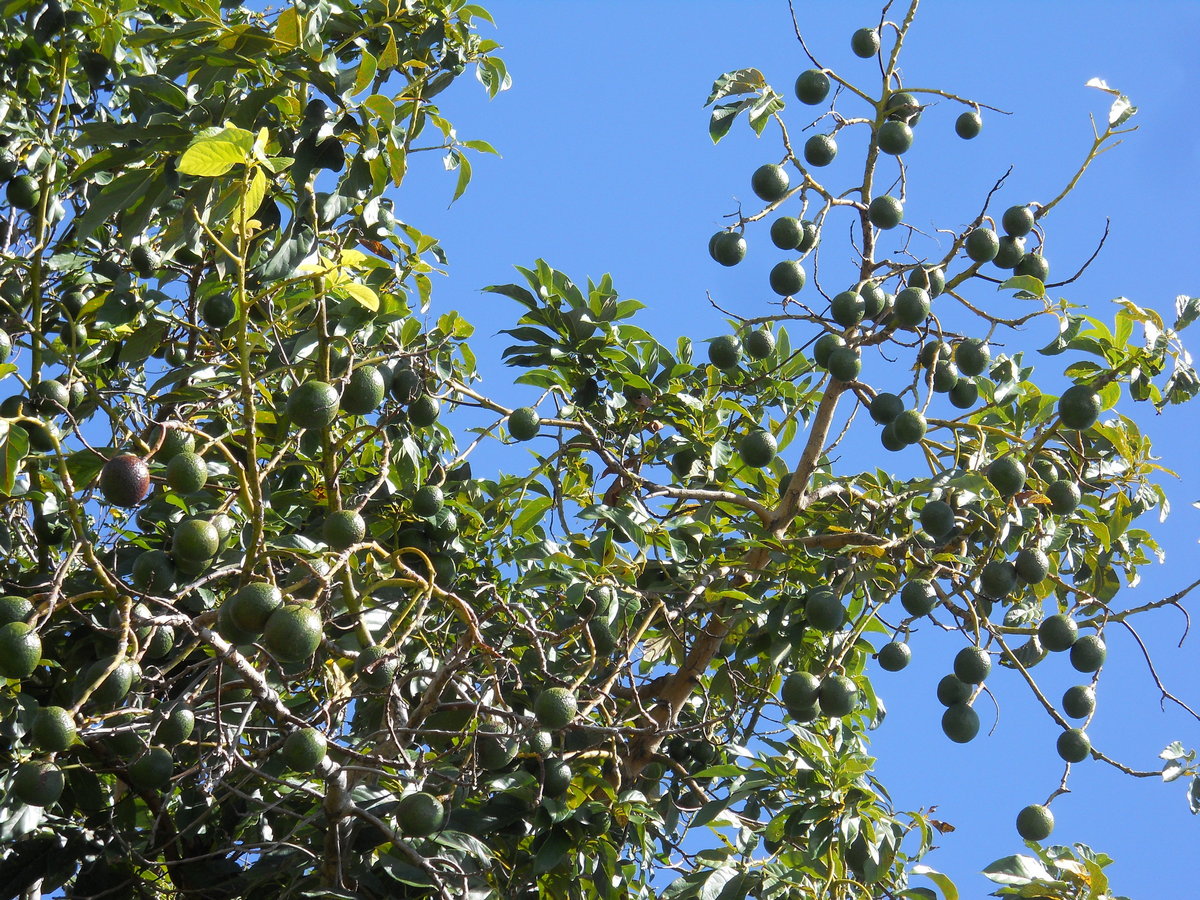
top-left (1174, 295), bottom-right (1200, 331)
top-left (709, 100), bottom-right (750, 144)
top-left (706, 68), bottom-right (767, 105)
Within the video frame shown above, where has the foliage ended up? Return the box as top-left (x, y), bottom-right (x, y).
top-left (0, 0), bottom-right (1195, 898)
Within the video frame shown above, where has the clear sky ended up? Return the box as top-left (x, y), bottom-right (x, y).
top-left (393, 2), bottom-right (1200, 895)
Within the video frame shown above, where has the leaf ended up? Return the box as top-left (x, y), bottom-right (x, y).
top-left (449, 150), bottom-right (471, 204)
top-left (74, 169), bottom-right (156, 237)
top-left (341, 282), bottom-right (379, 313)
top-left (691, 797), bottom-right (732, 828)
top-left (379, 29), bottom-right (399, 71)
top-left (1040, 315), bottom-right (1084, 356)
top-left (532, 828), bottom-right (571, 874)
top-left (748, 88), bottom-right (785, 135)
top-left (1189, 776), bottom-right (1200, 814)
top-left (0, 423), bottom-right (28, 497)
top-left (274, 6), bottom-right (300, 47)
top-left (693, 764), bottom-right (742, 779)
top-left (475, 56), bottom-right (511, 97)
top-left (462, 139), bottom-right (499, 155)
top-left (709, 100), bottom-right (749, 144)
top-left (177, 124), bottom-right (255, 176)
top-left (998, 635), bottom-right (1047, 670)
top-left (1112, 297), bottom-right (1163, 332)
top-left (1173, 295), bottom-right (1200, 331)
top-left (429, 829), bottom-right (493, 861)
top-left (258, 230), bottom-right (317, 281)
top-left (236, 167), bottom-right (268, 235)
top-left (65, 450), bottom-right (103, 490)
top-left (512, 497), bottom-right (552, 535)
top-left (353, 48), bottom-right (378, 95)
top-left (121, 75), bottom-right (189, 110)
top-left (998, 274), bottom-right (1046, 299)
top-left (1162, 760), bottom-right (1185, 782)
top-left (1085, 78), bottom-right (1137, 128)
top-left (982, 854), bottom-right (1054, 885)
top-left (119, 321), bottom-right (168, 364)
top-left (910, 864), bottom-right (959, 900)
top-left (661, 872), bottom-right (707, 900)
top-left (1108, 94), bottom-right (1137, 127)
top-left (698, 867), bottom-right (737, 900)
top-left (483, 282), bottom-right (539, 311)
top-left (706, 68), bottom-right (767, 105)
top-left (1159, 740), bottom-right (1187, 760)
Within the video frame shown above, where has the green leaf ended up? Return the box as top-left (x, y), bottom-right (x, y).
top-left (177, 125), bottom-right (255, 176)
top-left (377, 29), bottom-right (399, 70)
top-left (706, 68), bottom-right (767, 105)
top-left (692, 797), bottom-right (732, 828)
top-left (462, 139), bottom-right (499, 155)
top-left (237, 167), bottom-right (268, 234)
top-left (65, 450), bottom-right (104, 491)
top-left (1063, 360), bottom-right (1104, 380)
top-left (483, 283), bottom-right (539, 311)
top-left (709, 100), bottom-right (749, 144)
top-left (532, 828), bottom-right (571, 873)
top-left (693, 764), bottom-right (742, 779)
top-left (476, 56), bottom-right (511, 97)
top-left (512, 496), bottom-right (552, 535)
top-left (341, 282), bottom-right (380, 313)
top-left (274, 5), bottom-right (300, 47)
top-left (1040, 315), bottom-right (1084, 356)
top-left (748, 88), bottom-right (785, 135)
top-left (998, 275), bottom-right (1046, 299)
top-left (982, 854), bottom-right (1054, 885)
top-left (1173, 295), bottom-right (1200, 331)
top-left (1084, 79), bottom-right (1138, 128)
top-left (353, 48), bottom-right (378, 95)
top-left (119, 321), bottom-right (168, 364)
top-left (1160, 741), bottom-right (1188, 760)
top-left (910, 865), bottom-right (958, 900)
top-left (454, 153), bottom-right (473, 203)
top-left (698, 867), bottom-right (737, 900)
top-left (122, 74), bottom-right (189, 110)
top-left (74, 170), bottom-right (157, 237)
top-left (429, 829), bottom-right (493, 862)
top-left (0, 423), bottom-right (28, 497)
top-left (1098, 380), bottom-right (1120, 411)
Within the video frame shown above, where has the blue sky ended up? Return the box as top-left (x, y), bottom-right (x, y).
top-left (391, 1), bottom-right (1200, 895)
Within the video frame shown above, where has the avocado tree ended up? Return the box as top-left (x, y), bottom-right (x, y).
top-left (0, 0), bottom-right (1196, 898)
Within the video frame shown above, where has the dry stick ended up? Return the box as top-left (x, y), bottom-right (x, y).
top-left (1044, 218), bottom-right (1110, 289)
top-left (1117, 617), bottom-right (1200, 723)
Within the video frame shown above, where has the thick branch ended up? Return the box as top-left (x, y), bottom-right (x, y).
top-left (622, 383), bottom-right (846, 777)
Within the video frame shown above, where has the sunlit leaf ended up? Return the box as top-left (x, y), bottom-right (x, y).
top-left (177, 124), bottom-right (255, 176)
